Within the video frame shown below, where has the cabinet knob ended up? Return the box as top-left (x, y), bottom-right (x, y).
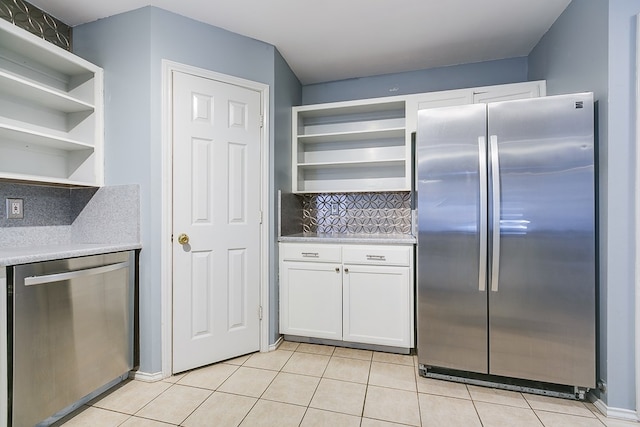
top-left (344, 268), bottom-right (349, 273)
top-left (335, 267), bottom-right (340, 273)
top-left (177, 233), bottom-right (190, 245)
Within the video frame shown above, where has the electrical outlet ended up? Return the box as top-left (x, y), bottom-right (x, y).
top-left (331, 203), bottom-right (340, 215)
top-left (6, 198), bottom-right (23, 219)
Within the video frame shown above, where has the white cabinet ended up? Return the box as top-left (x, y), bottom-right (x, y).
top-left (405, 80), bottom-right (546, 135)
top-left (0, 19), bottom-right (103, 186)
top-left (279, 242), bottom-right (414, 350)
top-left (280, 261), bottom-right (343, 340)
top-left (471, 80), bottom-right (545, 104)
top-left (279, 243), bottom-right (342, 339)
top-left (343, 264), bottom-right (410, 347)
top-left (406, 88), bottom-right (473, 112)
top-left (292, 98), bottom-right (410, 193)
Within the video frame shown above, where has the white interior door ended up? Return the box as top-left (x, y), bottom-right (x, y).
top-left (172, 70), bottom-right (262, 373)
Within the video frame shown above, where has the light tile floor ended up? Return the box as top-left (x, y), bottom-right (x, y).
top-left (54, 342), bottom-right (638, 427)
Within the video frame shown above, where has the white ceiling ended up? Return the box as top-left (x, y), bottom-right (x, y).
top-left (28, 0), bottom-right (571, 85)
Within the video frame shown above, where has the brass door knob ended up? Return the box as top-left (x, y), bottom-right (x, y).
top-left (177, 233), bottom-right (190, 245)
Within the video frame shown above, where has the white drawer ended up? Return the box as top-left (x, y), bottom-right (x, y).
top-left (280, 243), bottom-right (342, 263)
top-left (342, 245), bottom-right (412, 266)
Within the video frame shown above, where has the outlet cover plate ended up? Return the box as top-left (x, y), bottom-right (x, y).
top-left (6, 198), bottom-right (23, 219)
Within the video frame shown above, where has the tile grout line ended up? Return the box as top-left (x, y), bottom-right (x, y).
top-left (300, 344), bottom-right (334, 425)
top-left (470, 398), bottom-right (486, 427)
top-left (525, 393), bottom-right (548, 427)
top-left (175, 384), bottom-right (215, 426)
top-left (232, 351), bottom-right (276, 427)
top-left (360, 353), bottom-right (373, 422)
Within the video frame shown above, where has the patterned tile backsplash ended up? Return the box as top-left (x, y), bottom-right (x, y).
top-left (0, 0), bottom-right (72, 51)
top-left (300, 192), bottom-right (412, 234)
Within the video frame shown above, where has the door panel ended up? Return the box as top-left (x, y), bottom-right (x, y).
top-left (228, 248), bottom-right (248, 330)
top-left (173, 71), bottom-right (262, 373)
top-left (228, 142), bottom-right (247, 223)
top-left (190, 250), bottom-right (214, 338)
top-left (488, 94), bottom-right (595, 387)
top-left (416, 103), bottom-right (488, 374)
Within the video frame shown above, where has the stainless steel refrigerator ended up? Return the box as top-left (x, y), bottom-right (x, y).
top-left (416, 93), bottom-right (595, 394)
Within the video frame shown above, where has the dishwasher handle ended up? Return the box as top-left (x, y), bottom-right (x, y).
top-left (24, 261), bottom-right (130, 286)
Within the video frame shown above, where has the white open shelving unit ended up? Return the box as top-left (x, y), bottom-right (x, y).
top-left (293, 98), bottom-right (410, 193)
top-left (0, 19), bottom-right (103, 186)
top-left (292, 81), bottom-right (546, 194)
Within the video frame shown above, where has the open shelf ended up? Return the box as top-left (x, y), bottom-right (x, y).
top-left (0, 70), bottom-right (94, 113)
top-left (293, 98), bottom-right (410, 193)
top-left (298, 159), bottom-right (405, 169)
top-left (0, 19), bottom-right (103, 186)
top-left (298, 127), bottom-right (405, 144)
top-left (0, 122), bottom-right (94, 151)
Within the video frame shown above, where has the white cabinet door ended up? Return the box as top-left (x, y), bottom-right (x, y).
top-left (405, 89), bottom-right (473, 134)
top-left (342, 264), bottom-right (411, 347)
top-left (280, 261), bottom-right (343, 340)
top-left (472, 81), bottom-right (546, 104)
top-left (414, 89), bottom-right (474, 110)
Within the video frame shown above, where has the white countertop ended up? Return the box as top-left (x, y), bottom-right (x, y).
top-left (279, 232), bottom-right (416, 245)
top-left (0, 243), bottom-right (142, 267)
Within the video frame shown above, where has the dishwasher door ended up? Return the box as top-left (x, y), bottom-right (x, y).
top-left (9, 251), bottom-right (133, 427)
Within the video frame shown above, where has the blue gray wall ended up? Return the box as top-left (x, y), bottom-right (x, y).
top-left (73, 8), bottom-right (157, 373)
top-left (273, 50), bottom-right (302, 340)
top-left (529, 0), bottom-right (639, 411)
top-left (604, 0), bottom-right (640, 411)
top-left (73, 6), bottom-right (295, 374)
top-left (302, 57), bottom-right (528, 104)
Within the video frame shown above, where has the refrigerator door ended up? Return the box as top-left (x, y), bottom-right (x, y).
top-left (416, 104), bottom-right (488, 374)
top-left (488, 93), bottom-right (595, 388)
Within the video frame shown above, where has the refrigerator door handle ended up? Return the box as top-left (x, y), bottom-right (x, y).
top-left (489, 135), bottom-right (501, 292)
top-left (478, 136), bottom-right (487, 292)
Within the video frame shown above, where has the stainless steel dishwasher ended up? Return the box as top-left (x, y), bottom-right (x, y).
top-left (8, 251), bottom-right (134, 427)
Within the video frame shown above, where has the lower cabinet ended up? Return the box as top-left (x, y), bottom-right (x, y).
top-left (343, 264), bottom-right (410, 347)
top-left (280, 261), bottom-right (343, 340)
top-left (279, 242), bottom-right (414, 350)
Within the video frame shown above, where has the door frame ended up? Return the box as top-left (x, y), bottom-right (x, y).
top-left (636, 13), bottom-right (640, 422)
top-left (160, 59), bottom-right (270, 378)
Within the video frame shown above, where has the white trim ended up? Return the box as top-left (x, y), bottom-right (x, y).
top-left (130, 370), bottom-right (164, 382)
top-left (269, 335), bottom-right (284, 351)
top-left (592, 397), bottom-right (640, 422)
top-left (160, 59), bottom-right (271, 379)
top-left (636, 12), bottom-right (640, 423)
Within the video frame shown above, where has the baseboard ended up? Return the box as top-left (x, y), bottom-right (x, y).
top-left (130, 370), bottom-right (164, 382)
top-left (269, 335), bottom-right (283, 351)
top-left (592, 397), bottom-right (639, 422)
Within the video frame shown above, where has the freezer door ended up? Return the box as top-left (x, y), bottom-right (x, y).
top-left (487, 93), bottom-right (595, 388)
top-left (416, 103), bottom-right (488, 374)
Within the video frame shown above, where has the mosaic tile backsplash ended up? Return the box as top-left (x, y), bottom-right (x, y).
top-left (300, 192), bottom-right (412, 234)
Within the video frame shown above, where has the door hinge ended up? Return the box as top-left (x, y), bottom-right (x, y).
top-left (260, 115), bottom-right (264, 128)
top-left (259, 210), bottom-right (263, 224)
top-left (258, 305), bottom-right (263, 320)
